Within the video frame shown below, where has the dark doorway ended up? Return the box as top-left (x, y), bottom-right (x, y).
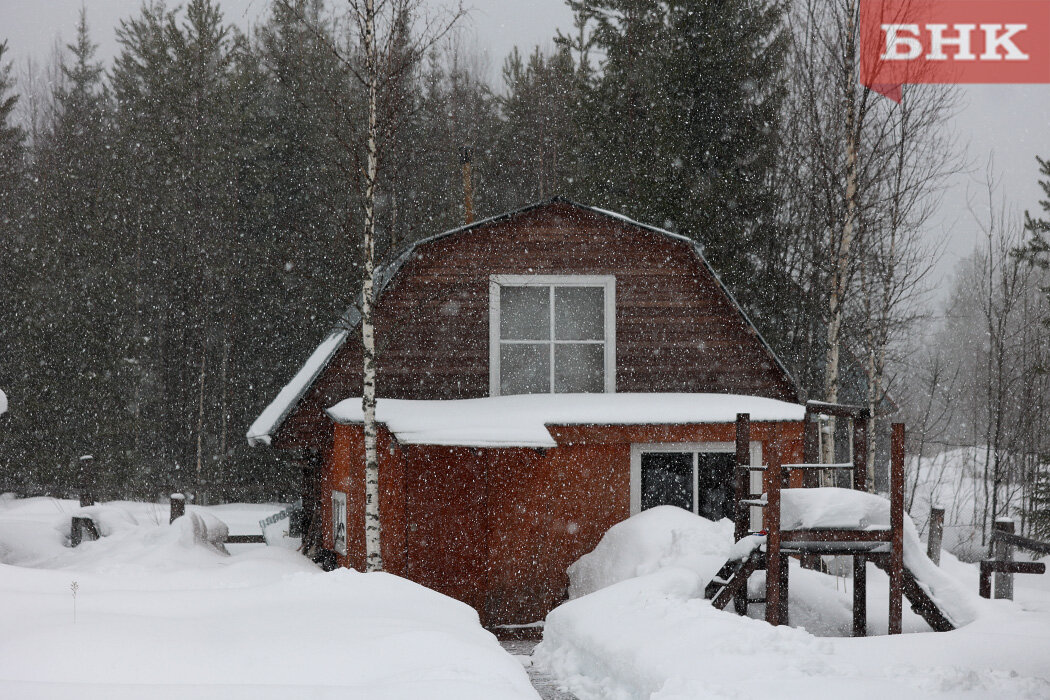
top-left (640, 452), bottom-right (693, 512)
top-left (639, 450), bottom-right (736, 522)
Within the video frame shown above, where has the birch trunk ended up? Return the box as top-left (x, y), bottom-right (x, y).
top-left (822, 0), bottom-right (859, 466)
top-left (361, 0), bottom-right (383, 573)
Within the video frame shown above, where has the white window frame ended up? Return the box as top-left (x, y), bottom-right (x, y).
top-left (489, 274), bottom-right (616, 396)
top-left (630, 441), bottom-right (764, 530)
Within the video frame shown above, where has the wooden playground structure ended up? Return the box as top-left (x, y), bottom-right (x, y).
top-left (705, 403), bottom-right (955, 636)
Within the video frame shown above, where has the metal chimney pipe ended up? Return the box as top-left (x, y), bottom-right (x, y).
top-left (460, 146), bottom-right (474, 225)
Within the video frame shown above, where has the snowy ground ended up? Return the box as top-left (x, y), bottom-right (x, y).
top-left (534, 506), bottom-right (1050, 699)
top-left (0, 496), bottom-right (536, 700)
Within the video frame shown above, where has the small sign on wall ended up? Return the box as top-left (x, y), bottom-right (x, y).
top-left (331, 491), bottom-right (347, 555)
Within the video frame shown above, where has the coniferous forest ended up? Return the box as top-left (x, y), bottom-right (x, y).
top-left (1, 0), bottom-right (1049, 540)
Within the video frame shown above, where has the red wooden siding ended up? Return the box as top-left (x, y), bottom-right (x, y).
top-left (327, 419), bottom-right (803, 625)
top-left (273, 201), bottom-right (796, 452)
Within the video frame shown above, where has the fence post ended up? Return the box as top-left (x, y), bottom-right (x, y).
top-left (927, 506), bottom-right (945, 566)
top-left (170, 493), bottom-right (186, 524)
top-left (765, 425), bottom-right (784, 626)
top-left (993, 518), bottom-right (1015, 600)
top-left (78, 455), bottom-right (94, 508)
top-left (888, 423), bottom-right (905, 635)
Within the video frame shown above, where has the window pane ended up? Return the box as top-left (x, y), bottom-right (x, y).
top-left (500, 286), bottom-right (550, 340)
top-left (554, 343), bottom-right (604, 393)
top-left (641, 453), bottom-right (694, 512)
top-left (501, 343), bottom-right (550, 394)
top-left (554, 286), bottom-right (604, 340)
top-left (697, 453), bottom-right (736, 522)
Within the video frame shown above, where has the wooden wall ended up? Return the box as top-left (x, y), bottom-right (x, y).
top-left (274, 201), bottom-right (797, 451)
top-left (325, 419), bottom-right (804, 626)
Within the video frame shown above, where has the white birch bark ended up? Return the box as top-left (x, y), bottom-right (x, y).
top-left (361, 0), bottom-right (382, 573)
top-left (822, 0), bottom-right (859, 467)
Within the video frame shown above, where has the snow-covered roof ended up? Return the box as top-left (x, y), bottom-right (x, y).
top-left (247, 197), bottom-right (797, 447)
top-left (247, 329), bottom-right (349, 446)
top-left (326, 393), bottom-right (806, 448)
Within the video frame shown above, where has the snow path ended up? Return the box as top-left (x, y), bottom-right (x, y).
top-left (502, 640), bottom-right (578, 700)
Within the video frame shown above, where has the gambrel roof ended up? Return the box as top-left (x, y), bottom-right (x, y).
top-left (247, 197), bottom-right (798, 447)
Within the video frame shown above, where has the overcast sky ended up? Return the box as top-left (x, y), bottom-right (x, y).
top-left (2, 0), bottom-right (1049, 304)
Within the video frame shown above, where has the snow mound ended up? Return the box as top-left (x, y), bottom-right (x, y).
top-left (781, 488), bottom-right (980, 627)
top-left (538, 568), bottom-right (839, 699)
top-left (568, 506), bottom-right (734, 598)
top-left (536, 565), bottom-right (1050, 700)
top-left (67, 504), bottom-right (143, 538)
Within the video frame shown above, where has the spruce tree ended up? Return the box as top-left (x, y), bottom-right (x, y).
top-left (567, 0), bottom-right (788, 301)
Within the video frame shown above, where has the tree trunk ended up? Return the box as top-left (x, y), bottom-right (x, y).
top-left (823, 0), bottom-right (859, 466)
top-left (361, 0), bottom-right (383, 573)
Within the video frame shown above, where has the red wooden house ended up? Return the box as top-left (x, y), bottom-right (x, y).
top-left (247, 198), bottom-right (810, 626)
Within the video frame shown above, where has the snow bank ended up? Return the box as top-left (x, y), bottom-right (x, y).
top-left (536, 566), bottom-right (1050, 700)
top-left (781, 488), bottom-right (980, 627)
top-left (567, 506), bottom-right (872, 637)
top-left (0, 498), bottom-right (286, 572)
top-left (0, 500), bottom-right (537, 699)
top-left (535, 499), bottom-right (1036, 699)
top-left (568, 506), bottom-right (734, 598)
top-left (327, 393), bottom-right (805, 447)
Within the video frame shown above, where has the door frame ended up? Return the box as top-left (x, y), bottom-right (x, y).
top-left (630, 441), bottom-right (763, 525)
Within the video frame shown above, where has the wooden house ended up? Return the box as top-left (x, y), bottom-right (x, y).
top-left (247, 198), bottom-right (811, 626)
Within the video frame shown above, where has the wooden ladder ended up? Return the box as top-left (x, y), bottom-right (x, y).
top-left (870, 557), bottom-right (955, 632)
top-left (705, 549), bottom-right (766, 611)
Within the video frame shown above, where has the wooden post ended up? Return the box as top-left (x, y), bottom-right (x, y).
top-left (778, 550), bottom-right (790, 626)
top-left (734, 414), bottom-right (751, 543)
top-left (979, 562), bottom-right (992, 599)
top-left (460, 146), bottom-right (474, 225)
top-left (734, 413), bottom-right (751, 615)
top-left (852, 418), bottom-right (867, 492)
top-left (927, 507), bottom-right (945, 566)
top-left (888, 423), bottom-right (905, 635)
top-left (170, 493), bottom-right (186, 524)
top-left (78, 455), bottom-right (94, 507)
top-left (70, 518), bottom-right (83, 547)
top-left (765, 426), bottom-right (784, 626)
top-left (993, 518), bottom-right (1015, 600)
top-left (852, 554), bottom-right (867, 637)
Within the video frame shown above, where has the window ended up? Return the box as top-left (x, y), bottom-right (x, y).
top-left (630, 442), bottom-right (764, 529)
top-left (490, 275), bottom-right (615, 395)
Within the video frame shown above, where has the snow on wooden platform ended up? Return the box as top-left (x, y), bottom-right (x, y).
top-left (325, 393), bottom-right (806, 448)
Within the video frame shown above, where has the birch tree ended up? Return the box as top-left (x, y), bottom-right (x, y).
top-left (276, 0), bottom-right (462, 571)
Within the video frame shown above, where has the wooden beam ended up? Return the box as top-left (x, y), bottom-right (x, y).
top-left (888, 423), bottom-right (905, 635)
top-left (852, 418), bottom-right (867, 492)
top-left (778, 550), bottom-right (790, 626)
top-left (805, 400), bottom-right (871, 419)
top-left (989, 530), bottom-right (1050, 556)
top-left (734, 413), bottom-right (751, 616)
top-left (803, 418), bottom-right (820, 463)
top-left (852, 554), bottom-right (867, 637)
top-left (781, 528), bottom-right (892, 543)
top-left (765, 425), bottom-right (783, 626)
top-left (735, 413), bottom-right (751, 544)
